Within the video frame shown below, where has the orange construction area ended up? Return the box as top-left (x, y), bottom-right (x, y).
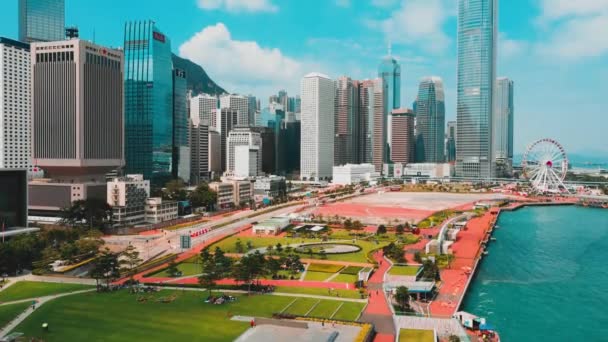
top-left (314, 202), bottom-right (435, 222)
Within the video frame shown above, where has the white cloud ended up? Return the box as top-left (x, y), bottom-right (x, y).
top-left (334, 0), bottom-right (350, 8)
top-left (370, 0), bottom-right (454, 53)
top-left (499, 33), bottom-right (526, 60)
top-left (197, 0), bottom-right (278, 13)
top-left (371, 0), bottom-right (398, 8)
top-left (179, 23), bottom-right (315, 97)
top-left (539, 0), bottom-right (608, 20)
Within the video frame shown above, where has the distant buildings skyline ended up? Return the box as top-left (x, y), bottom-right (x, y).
top-left (415, 77), bottom-right (446, 163)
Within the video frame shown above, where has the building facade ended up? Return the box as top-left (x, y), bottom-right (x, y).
top-left (253, 175), bottom-right (286, 199)
top-left (390, 108), bottom-right (415, 164)
top-left (0, 38), bottom-right (32, 172)
top-left (332, 164), bottom-right (379, 185)
top-left (209, 182), bottom-right (234, 209)
top-left (300, 73), bottom-right (335, 181)
top-left (123, 21), bottom-right (173, 182)
top-left (227, 127), bottom-right (262, 175)
top-left (0, 169), bottom-right (28, 227)
top-left (446, 121), bottom-right (457, 162)
top-left (456, 0), bottom-right (497, 178)
top-left (414, 77), bottom-right (446, 163)
top-left (217, 108), bottom-right (238, 172)
top-left (493, 77), bottom-right (514, 177)
top-left (208, 129), bottom-right (221, 175)
top-left (145, 197), bottom-right (178, 224)
top-left (334, 76), bottom-right (359, 165)
top-left (234, 145), bottom-right (260, 177)
top-left (107, 174), bottom-right (150, 226)
top-left (31, 39), bottom-right (124, 180)
top-left (378, 50), bottom-right (401, 158)
top-left (18, 0), bottom-right (65, 43)
top-left (190, 93), bottom-right (218, 129)
top-left (189, 120), bottom-right (209, 184)
top-left (220, 94), bottom-right (249, 127)
top-left (172, 68), bottom-right (189, 182)
top-left (358, 78), bottom-right (386, 172)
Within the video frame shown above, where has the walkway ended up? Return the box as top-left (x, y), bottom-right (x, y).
top-left (359, 250), bottom-right (395, 342)
top-left (0, 288), bottom-right (95, 338)
top-left (142, 276), bottom-right (355, 290)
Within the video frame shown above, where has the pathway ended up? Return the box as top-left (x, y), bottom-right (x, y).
top-left (0, 289), bottom-right (95, 338)
top-left (359, 250), bottom-right (396, 342)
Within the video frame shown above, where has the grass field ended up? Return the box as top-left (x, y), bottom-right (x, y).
top-left (388, 266), bottom-right (420, 276)
top-left (331, 302), bottom-right (365, 321)
top-left (307, 263), bottom-right (344, 273)
top-left (0, 282), bottom-right (92, 303)
top-left (283, 298), bottom-right (319, 316)
top-left (399, 329), bottom-right (435, 342)
top-left (274, 286), bottom-right (362, 299)
top-left (340, 266), bottom-right (363, 275)
top-left (209, 236), bottom-right (319, 253)
top-left (332, 273), bottom-right (358, 284)
top-left (0, 302), bottom-right (29, 328)
top-left (308, 300), bottom-right (341, 318)
top-left (11, 290), bottom-right (362, 342)
top-left (150, 262), bottom-right (201, 278)
top-left (303, 271), bottom-right (333, 282)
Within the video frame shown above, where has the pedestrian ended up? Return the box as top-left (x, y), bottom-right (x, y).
top-left (250, 319), bottom-right (255, 328)
top-left (376, 290), bottom-right (379, 295)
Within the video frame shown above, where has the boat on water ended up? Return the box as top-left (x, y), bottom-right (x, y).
top-left (490, 237), bottom-right (497, 241)
top-left (454, 311), bottom-right (501, 342)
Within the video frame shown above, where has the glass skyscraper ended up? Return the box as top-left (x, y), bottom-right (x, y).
top-left (18, 0), bottom-right (65, 43)
top-left (173, 69), bottom-right (189, 182)
top-left (456, 0), bottom-right (497, 178)
top-left (378, 50), bottom-right (400, 161)
top-left (414, 77), bottom-right (445, 163)
top-left (493, 77), bottom-right (514, 176)
top-left (123, 21), bottom-right (174, 183)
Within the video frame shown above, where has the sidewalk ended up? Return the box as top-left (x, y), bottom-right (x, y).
top-left (359, 250), bottom-right (395, 342)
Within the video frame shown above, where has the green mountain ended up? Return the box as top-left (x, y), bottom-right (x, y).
top-left (172, 54), bottom-right (226, 96)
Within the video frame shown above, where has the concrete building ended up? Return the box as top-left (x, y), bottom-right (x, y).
top-left (358, 78), bottom-right (386, 172)
top-left (0, 169), bottom-right (28, 227)
top-left (446, 121), bottom-right (457, 162)
top-left (227, 127), bottom-right (262, 175)
top-left (28, 179), bottom-right (107, 216)
top-left (253, 175), bottom-right (286, 198)
top-left (209, 182), bottom-right (234, 209)
top-left (414, 77), bottom-right (445, 163)
top-left (217, 108), bottom-right (238, 172)
top-left (172, 68), bottom-right (189, 182)
top-left (220, 94), bottom-right (249, 127)
top-left (227, 179), bottom-right (253, 207)
top-left (250, 126), bottom-right (275, 175)
top-left (390, 108), bottom-right (415, 164)
top-left (19, 0), bottom-right (65, 43)
top-left (332, 164), bottom-right (379, 185)
top-left (208, 129), bottom-right (222, 175)
top-left (190, 93), bottom-right (218, 128)
top-left (300, 73), bottom-right (335, 181)
top-left (145, 197), bottom-right (178, 224)
top-left (402, 163), bottom-right (454, 179)
top-left (107, 174), bottom-right (150, 226)
top-left (190, 119), bottom-right (209, 184)
top-left (493, 77), bottom-right (514, 177)
top-left (252, 216), bottom-right (291, 235)
top-left (31, 39), bottom-right (124, 180)
top-left (334, 76), bottom-right (359, 165)
top-left (234, 145), bottom-right (260, 177)
top-left (0, 38), bottom-right (32, 172)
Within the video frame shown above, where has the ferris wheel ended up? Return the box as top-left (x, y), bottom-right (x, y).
top-left (522, 138), bottom-right (569, 193)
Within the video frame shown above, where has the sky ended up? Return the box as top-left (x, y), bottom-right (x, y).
top-left (1, 0), bottom-right (607, 157)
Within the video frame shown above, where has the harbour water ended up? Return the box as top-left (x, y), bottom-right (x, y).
top-left (462, 206), bottom-right (608, 341)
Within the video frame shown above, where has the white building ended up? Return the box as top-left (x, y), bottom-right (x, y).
top-left (190, 93), bottom-right (217, 129)
top-left (209, 182), bottom-right (234, 209)
top-left (220, 94), bottom-right (249, 127)
top-left (145, 197), bottom-right (178, 224)
top-left (227, 127), bottom-right (262, 175)
top-left (402, 163), bottom-right (453, 178)
top-left (333, 164), bottom-right (379, 185)
top-left (234, 145), bottom-right (260, 177)
top-left (190, 119), bottom-right (209, 184)
top-left (107, 174), bottom-right (150, 226)
top-left (0, 37), bottom-right (31, 172)
top-left (300, 72), bottom-right (335, 181)
top-left (254, 175), bottom-right (286, 198)
top-left (252, 216), bottom-right (291, 235)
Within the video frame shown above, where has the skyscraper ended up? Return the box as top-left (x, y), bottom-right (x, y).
top-left (247, 95), bottom-right (257, 127)
top-left (446, 121), bottom-right (457, 162)
top-left (190, 93), bottom-right (217, 129)
top-left (227, 127), bottom-right (262, 175)
top-left (493, 77), bottom-right (514, 177)
top-left (220, 94), bottom-right (249, 127)
top-left (123, 21), bottom-right (174, 182)
top-left (334, 76), bottom-right (359, 165)
top-left (189, 119), bottom-right (209, 184)
top-left (18, 0), bottom-right (65, 43)
top-left (300, 73), bottom-right (335, 181)
top-left (217, 108), bottom-right (238, 172)
top-left (378, 47), bottom-right (401, 159)
top-left (172, 68), bottom-right (189, 182)
top-left (0, 38), bottom-right (32, 172)
top-left (358, 78), bottom-right (386, 172)
top-left (456, 0), bottom-right (497, 178)
top-left (390, 109), bottom-right (415, 164)
top-left (31, 39), bottom-right (124, 179)
top-left (414, 77), bottom-right (446, 163)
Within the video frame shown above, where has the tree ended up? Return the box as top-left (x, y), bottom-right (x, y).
top-left (235, 239), bottom-right (244, 254)
top-left (61, 198), bottom-right (113, 231)
top-left (90, 248), bottom-right (120, 290)
top-left (266, 245), bottom-right (274, 255)
top-left (188, 183), bottom-right (217, 210)
top-left (166, 260), bottom-right (180, 277)
top-left (284, 254), bottom-right (304, 275)
top-left (233, 251), bottom-right (266, 293)
top-left (377, 225), bottom-right (387, 235)
top-left (163, 179), bottom-right (187, 201)
top-left (284, 246), bottom-right (293, 255)
top-left (319, 248), bottom-right (327, 260)
top-left (448, 335), bottom-right (461, 342)
top-left (414, 251), bottom-right (423, 264)
top-left (395, 224), bottom-right (404, 235)
top-left (395, 286), bottom-right (410, 311)
top-left (198, 247), bottom-right (232, 295)
top-left (343, 218), bottom-right (353, 230)
top-left (246, 241), bottom-right (254, 251)
top-left (275, 243), bottom-right (283, 254)
top-left (266, 257), bottom-right (282, 277)
top-left (421, 260), bottom-right (440, 281)
top-left (119, 244), bottom-right (143, 283)
top-left (352, 220), bottom-right (364, 231)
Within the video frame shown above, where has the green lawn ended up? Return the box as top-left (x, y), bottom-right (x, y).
top-left (388, 266), bottom-right (420, 276)
top-left (306, 263), bottom-right (344, 273)
top-left (284, 298), bottom-right (319, 316)
top-left (331, 302), bottom-right (365, 321)
top-left (332, 273), bottom-right (358, 284)
top-left (399, 329), bottom-right (435, 342)
top-left (0, 282), bottom-right (92, 303)
top-left (209, 236), bottom-right (319, 253)
top-left (11, 290), bottom-right (361, 342)
top-left (150, 262), bottom-right (201, 278)
top-left (308, 300), bottom-right (341, 318)
top-left (303, 271), bottom-right (333, 282)
top-left (274, 286), bottom-right (362, 299)
top-left (0, 302), bottom-right (30, 328)
top-left (320, 240), bottom-right (389, 263)
top-left (340, 266), bottom-right (363, 275)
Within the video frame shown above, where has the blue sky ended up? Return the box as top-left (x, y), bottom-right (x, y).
top-left (1, 0), bottom-right (607, 156)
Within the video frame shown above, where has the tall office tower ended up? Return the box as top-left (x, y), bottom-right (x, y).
top-left (358, 78), bottom-right (386, 172)
top-left (390, 109), bottom-right (415, 164)
top-left (18, 0), bottom-right (65, 43)
top-left (124, 21), bottom-right (174, 182)
top-left (300, 73), bottom-right (335, 181)
top-left (190, 93), bottom-right (217, 129)
top-left (278, 90), bottom-right (289, 111)
top-left (251, 126), bottom-right (275, 175)
top-left (31, 39), bottom-right (124, 179)
top-left (247, 95), bottom-right (257, 127)
top-left (378, 46), bottom-right (401, 159)
top-left (446, 121), bottom-right (457, 162)
top-left (0, 38), bottom-right (32, 172)
top-left (172, 68), bottom-right (189, 182)
top-left (220, 94), bottom-right (249, 126)
top-left (217, 108), bottom-right (238, 171)
top-left (208, 129), bottom-right (221, 175)
top-left (493, 77), bottom-right (514, 177)
top-left (189, 119), bottom-right (209, 184)
top-left (414, 77), bottom-right (446, 163)
top-left (334, 76), bottom-right (359, 165)
top-left (268, 94), bottom-right (279, 104)
top-left (227, 127), bottom-right (262, 175)
top-left (456, 0), bottom-right (497, 178)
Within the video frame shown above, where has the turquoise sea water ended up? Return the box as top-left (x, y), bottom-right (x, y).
top-left (462, 206), bottom-right (608, 341)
